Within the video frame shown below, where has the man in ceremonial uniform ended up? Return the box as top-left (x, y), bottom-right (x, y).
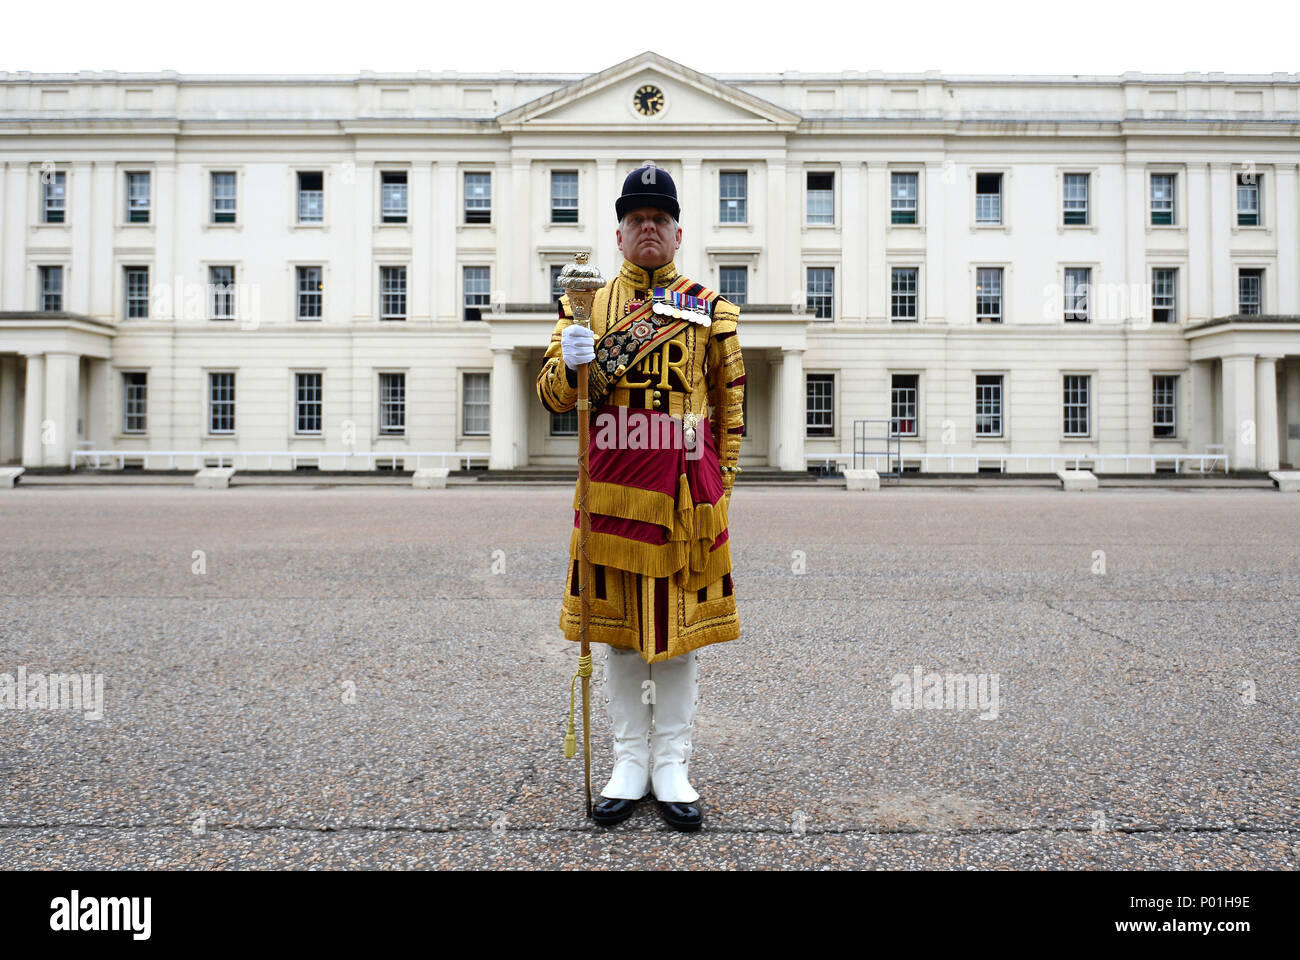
top-left (536, 164), bottom-right (745, 831)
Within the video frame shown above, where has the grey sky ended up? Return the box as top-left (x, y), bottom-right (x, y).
top-left (3, 0), bottom-right (1296, 77)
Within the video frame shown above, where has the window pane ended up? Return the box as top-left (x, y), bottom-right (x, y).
top-left (719, 265), bottom-right (747, 305)
top-left (890, 172), bottom-right (917, 224)
top-left (806, 374), bottom-right (834, 436)
top-left (551, 171), bottom-right (578, 223)
top-left (465, 172), bottom-right (491, 223)
top-left (720, 171), bottom-right (747, 223)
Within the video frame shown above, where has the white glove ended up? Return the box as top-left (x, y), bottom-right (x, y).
top-left (561, 323), bottom-right (596, 370)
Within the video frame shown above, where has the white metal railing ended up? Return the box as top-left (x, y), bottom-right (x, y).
top-left (72, 450), bottom-right (488, 471)
top-left (806, 452), bottom-right (1229, 475)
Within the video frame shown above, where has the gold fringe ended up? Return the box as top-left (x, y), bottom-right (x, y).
top-left (573, 481), bottom-right (676, 528)
top-left (567, 525), bottom-right (732, 592)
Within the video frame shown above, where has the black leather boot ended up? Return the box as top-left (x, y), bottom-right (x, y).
top-left (655, 798), bottom-right (703, 831)
top-left (592, 791), bottom-right (649, 827)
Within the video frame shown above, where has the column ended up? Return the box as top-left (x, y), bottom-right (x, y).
top-left (353, 162), bottom-right (375, 321)
top-left (1188, 359), bottom-right (1214, 456)
top-left (924, 160), bottom-right (947, 323)
top-left (489, 347), bottom-right (517, 469)
top-left (1221, 354), bottom-right (1256, 471)
top-left (1256, 355), bottom-right (1280, 472)
top-left (767, 354), bottom-right (782, 467)
top-left (0, 356), bottom-right (20, 461)
top-left (1284, 358), bottom-right (1300, 468)
top-left (43, 352), bottom-right (79, 468)
top-left (1209, 164), bottom-right (1234, 318)
top-left (22, 353), bottom-right (45, 467)
top-left (512, 351), bottom-right (531, 467)
top-left (434, 162), bottom-right (456, 321)
top-left (70, 162), bottom-right (93, 315)
top-left (682, 159), bottom-right (703, 279)
top-left (1275, 164), bottom-right (1300, 315)
top-left (1124, 165), bottom-right (1145, 318)
top-left (765, 157), bottom-right (787, 306)
top-left (595, 159), bottom-right (616, 266)
top-left (494, 160), bottom-right (512, 299)
top-left (864, 162), bottom-right (887, 323)
top-left (90, 162), bottom-right (115, 318)
top-left (841, 163), bottom-right (863, 322)
top-left (1186, 163), bottom-right (1211, 322)
top-left (779, 347), bottom-right (805, 472)
top-left (410, 162), bottom-right (433, 321)
top-left (87, 358), bottom-right (110, 450)
top-left (154, 162), bottom-right (176, 321)
top-left (509, 159), bottom-right (530, 302)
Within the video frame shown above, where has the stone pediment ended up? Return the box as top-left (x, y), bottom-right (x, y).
top-left (497, 50), bottom-right (799, 132)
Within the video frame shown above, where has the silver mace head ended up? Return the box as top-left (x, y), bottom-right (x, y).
top-left (557, 252), bottom-right (604, 325)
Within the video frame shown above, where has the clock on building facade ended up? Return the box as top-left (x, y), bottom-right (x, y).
top-left (633, 84), bottom-right (665, 116)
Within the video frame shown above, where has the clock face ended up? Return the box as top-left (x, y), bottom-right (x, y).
top-left (634, 84), bottom-right (665, 117)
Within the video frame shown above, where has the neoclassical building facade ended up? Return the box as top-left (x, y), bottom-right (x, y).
top-left (1, 51), bottom-right (1298, 474)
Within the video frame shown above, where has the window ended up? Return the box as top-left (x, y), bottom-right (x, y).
top-left (465, 172), bottom-right (491, 223)
top-left (208, 372), bottom-right (235, 434)
top-left (122, 372), bottom-right (147, 434)
top-left (719, 266), bottom-right (747, 305)
top-left (891, 375), bottom-right (918, 436)
top-left (380, 266), bottom-right (406, 319)
top-left (551, 170), bottom-right (578, 224)
top-left (550, 264), bottom-right (565, 303)
top-left (42, 171), bottom-right (66, 223)
top-left (126, 172), bottom-right (151, 223)
top-left (1153, 375), bottom-right (1177, 438)
top-left (720, 171), bottom-right (747, 223)
top-left (891, 172), bottom-right (918, 224)
top-left (975, 173), bottom-right (1002, 224)
top-left (297, 266), bottom-right (323, 321)
top-left (806, 267), bottom-right (833, 319)
top-left (550, 409), bottom-right (578, 436)
top-left (210, 266), bottom-right (235, 320)
top-left (806, 373), bottom-right (834, 437)
top-left (297, 171), bottom-right (323, 223)
top-left (1064, 267), bottom-right (1090, 322)
top-left (463, 266), bottom-right (490, 321)
top-left (1151, 173), bottom-right (1176, 225)
top-left (1152, 268), bottom-right (1177, 323)
top-left (1238, 268), bottom-right (1263, 315)
top-left (1063, 375), bottom-right (1090, 437)
top-left (975, 375), bottom-right (1002, 437)
top-left (295, 372), bottom-right (323, 434)
top-left (1237, 172), bottom-right (1261, 226)
top-left (891, 267), bottom-right (918, 321)
top-left (124, 266), bottom-right (149, 319)
top-left (806, 171), bottom-right (834, 224)
top-left (211, 171), bottom-right (236, 223)
top-left (379, 372), bottom-right (405, 436)
top-left (381, 171), bottom-right (408, 223)
top-left (462, 372), bottom-right (490, 436)
top-left (975, 268), bottom-right (1002, 322)
top-left (1063, 173), bottom-right (1088, 225)
top-left (39, 266), bottom-right (63, 311)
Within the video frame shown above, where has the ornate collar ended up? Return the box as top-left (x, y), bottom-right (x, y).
top-left (618, 258), bottom-right (679, 289)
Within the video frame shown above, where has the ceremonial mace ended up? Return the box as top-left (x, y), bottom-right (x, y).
top-left (558, 252), bottom-right (605, 818)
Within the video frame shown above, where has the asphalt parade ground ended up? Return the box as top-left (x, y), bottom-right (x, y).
top-left (1, 485), bottom-right (1296, 870)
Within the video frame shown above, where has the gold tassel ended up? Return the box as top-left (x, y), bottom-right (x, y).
top-left (563, 652), bottom-right (593, 758)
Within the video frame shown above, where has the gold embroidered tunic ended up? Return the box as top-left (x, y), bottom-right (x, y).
top-left (536, 258), bottom-right (745, 663)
